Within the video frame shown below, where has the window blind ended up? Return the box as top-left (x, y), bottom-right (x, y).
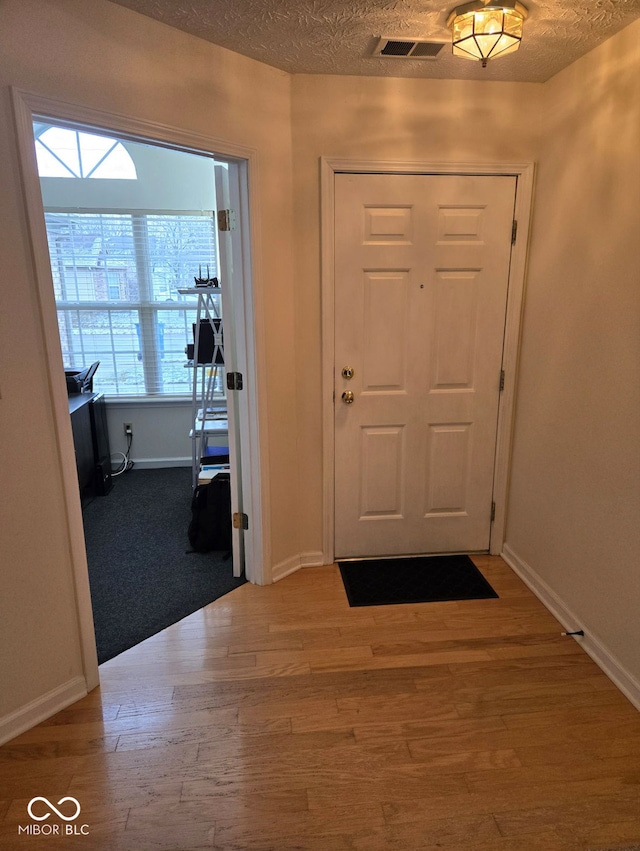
top-left (46, 211), bottom-right (223, 397)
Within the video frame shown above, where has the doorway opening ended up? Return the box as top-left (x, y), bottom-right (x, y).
top-left (6, 86), bottom-right (272, 686)
top-left (33, 118), bottom-right (247, 663)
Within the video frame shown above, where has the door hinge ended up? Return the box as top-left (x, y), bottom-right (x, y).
top-left (499, 369), bottom-right (505, 392)
top-left (226, 371), bottom-right (243, 391)
top-left (491, 501), bottom-right (496, 522)
top-left (233, 512), bottom-right (249, 530)
top-left (511, 219), bottom-right (518, 245)
top-left (218, 209), bottom-right (236, 232)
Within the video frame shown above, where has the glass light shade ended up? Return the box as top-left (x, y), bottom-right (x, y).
top-left (448, 3), bottom-right (527, 66)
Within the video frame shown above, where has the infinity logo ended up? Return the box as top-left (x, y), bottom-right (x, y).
top-left (27, 797), bottom-right (81, 822)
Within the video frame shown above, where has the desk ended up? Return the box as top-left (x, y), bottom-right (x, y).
top-left (189, 416), bottom-right (228, 489)
top-left (189, 417), bottom-right (228, 439)
top-left (69, 392), bottom-right (112, 499)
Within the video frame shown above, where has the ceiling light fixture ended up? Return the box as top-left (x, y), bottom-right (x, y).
top-left (447, 1), bottom-right (528, 67)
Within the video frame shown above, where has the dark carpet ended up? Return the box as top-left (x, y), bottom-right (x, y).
top-left (338, 555), bottom-right (498, 607)
top-left (82, 466), bottom-right (245, 664)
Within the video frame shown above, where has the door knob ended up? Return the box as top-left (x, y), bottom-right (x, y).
top-left (341, 366), bottom-right (355, 380)
top-left (341, 390), bottom-right (355, 404)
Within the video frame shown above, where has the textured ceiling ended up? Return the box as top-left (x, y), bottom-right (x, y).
top-left (106, 0), bottom-right (640, 82)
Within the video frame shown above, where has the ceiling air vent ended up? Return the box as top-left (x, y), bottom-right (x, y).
top-left (374, 37), bottom-right (447, 60)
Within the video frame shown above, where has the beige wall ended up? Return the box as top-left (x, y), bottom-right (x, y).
top-left (1, 0), bottom-right (638, 734)
top-left (505, 20), bottom-right (640, 681)
top-left (290, 73), bottom-right (544, 553)
top-left (0, 0), bottom-right (297, 722)
top-left (290, 32), bottom-right (639, 689)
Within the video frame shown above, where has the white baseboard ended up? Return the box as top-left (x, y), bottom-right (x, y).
top-left (502, 543), bottom-right (640, 712)
top-left (127, 458), bottom-right (191, 470)
top-left (301, 551), bottom-right (325, 568)
top-left (271, 551), bottom-right (326, 583)
top-left (271, 554), bottom-right (304, 583)
top-left (0, 676), bottom-right (88, 746)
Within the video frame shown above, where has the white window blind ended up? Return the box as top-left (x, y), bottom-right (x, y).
top-left (46, 211), bottom-right (223, 397)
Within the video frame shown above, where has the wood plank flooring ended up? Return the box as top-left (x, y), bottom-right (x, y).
top-left (1, 556), bottom-right (639, 850)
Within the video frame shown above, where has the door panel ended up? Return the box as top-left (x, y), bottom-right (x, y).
top-left (432, 271), bottom-right (479, 388)
top-left (362, 271), bottom-right (409, 390)
top-left (425, 423), bottom-right (471, 515)
top-left (359, 425), bottom-right (405, 518)
top-left (334, 173), bottom-right (516, 558)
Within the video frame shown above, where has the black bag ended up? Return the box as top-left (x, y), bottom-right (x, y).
top-left (188, 473), bottom-right (232, 553)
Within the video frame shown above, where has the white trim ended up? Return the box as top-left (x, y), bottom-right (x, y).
top-left (321, 159), bottom-right (337, 565)
top-left (301, 551), bottom-right (326, 568)
top-left (271, 555), bottom-right (304, 583)
top-left (225, 158), bottom-right (270, 585)
top-left (10, 89), bottom-right (268, 695)
top-left (502, 544), bottom-right (640, 712)
top-left (12, 91), bottom-right (100, 693)
top-left (271, 551), bottom-right (326, 583)
top-left (489, 165), bottom-right (535, 553)
top-left (105, 396), bottom-right (200, 408)
top-left (22, 90), bottom-right (258, 164)
top-left (0, 677), bottom-right (87, 747)
top-left (321, 157), bottom-right (535, 564)
top-left (127, 458), bottom-right (191, 469)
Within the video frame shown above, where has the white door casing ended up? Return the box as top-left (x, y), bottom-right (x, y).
top-left (215, 163), bottom-right (245, 578)
top-left (10, 88), bottom-right (268, 707)
top-left (332, 170), bottom-right (521, 559)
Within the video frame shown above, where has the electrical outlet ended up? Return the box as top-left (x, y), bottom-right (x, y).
top-left (124, 422), bottom-right (133, 435)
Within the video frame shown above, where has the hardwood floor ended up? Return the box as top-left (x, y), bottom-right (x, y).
top-left (1, 556), bottom-right (639, 850)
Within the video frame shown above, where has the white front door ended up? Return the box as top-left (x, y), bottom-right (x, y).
top-left (334, 173), bottom-right (516, 558)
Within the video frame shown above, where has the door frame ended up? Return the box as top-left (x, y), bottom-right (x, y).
top-left (11, 88), bottom-right (268, 692)
top-left (321, 158), bottom-right (535, 563)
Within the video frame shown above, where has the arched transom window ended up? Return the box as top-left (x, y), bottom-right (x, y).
top-left (35, 126), bottom-right (137, 180)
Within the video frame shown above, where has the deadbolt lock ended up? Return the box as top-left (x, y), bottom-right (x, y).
top-left (341, 366), bottom-right (355, 380)
top-left (341, 390), bottom-right (355, 404)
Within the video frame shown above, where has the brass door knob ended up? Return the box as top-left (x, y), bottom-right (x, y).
top-left (342, 366), bottom-right (355, 380)
top-left (341, 390), bottom-right (355, 404)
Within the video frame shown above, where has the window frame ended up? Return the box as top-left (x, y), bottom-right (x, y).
top-left (46, 209), bottom-right (225, 400)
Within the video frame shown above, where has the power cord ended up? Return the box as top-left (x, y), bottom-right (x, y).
top-left (111, 431), bottom-right (134, 476)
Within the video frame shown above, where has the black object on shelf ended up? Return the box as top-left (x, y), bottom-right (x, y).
top-left (191, 318), bottom-right (224, 365)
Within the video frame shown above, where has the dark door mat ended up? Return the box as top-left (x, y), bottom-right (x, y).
top-left (587, 846), bottom-right (640, 851)
top-left (338, 555), bottom-right (498, 607)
